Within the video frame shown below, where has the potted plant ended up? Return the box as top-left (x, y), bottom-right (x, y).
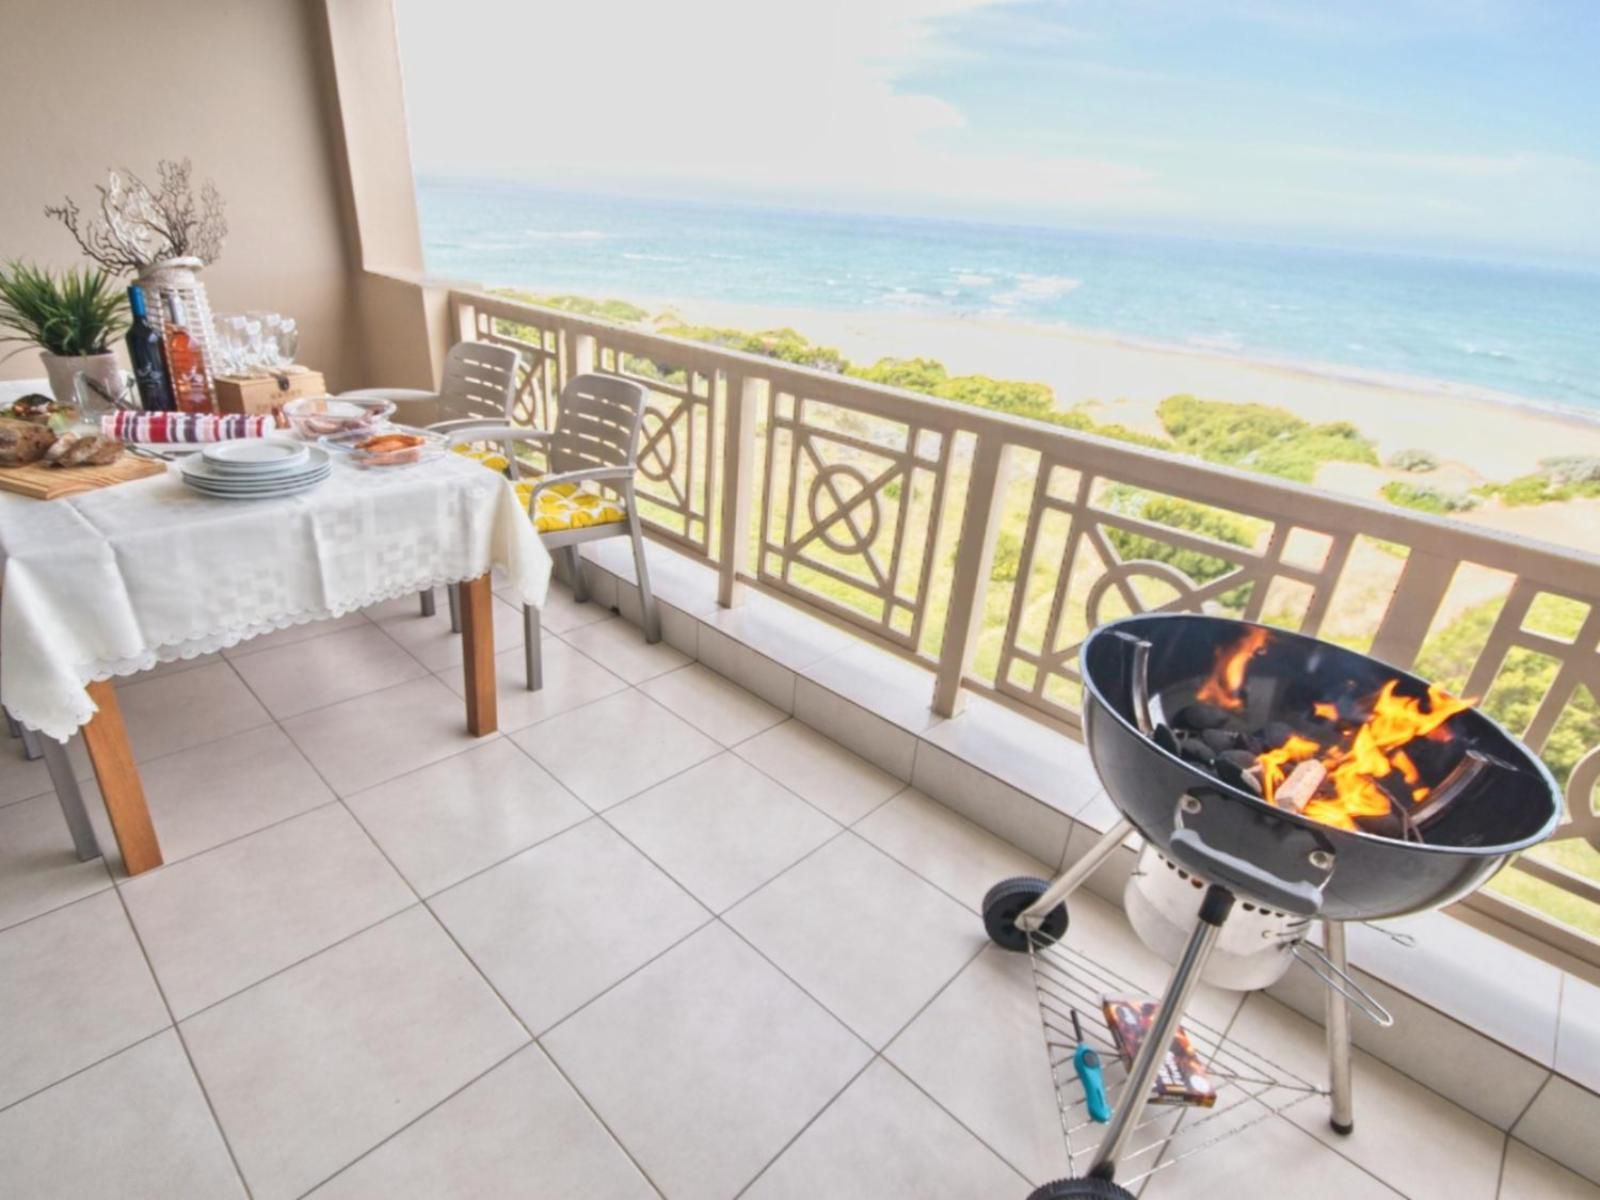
top-left (0, 261), bottom-right (128, 405)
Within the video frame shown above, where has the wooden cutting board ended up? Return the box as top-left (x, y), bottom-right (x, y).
top-left (0, 454), bottom-right (165, 500)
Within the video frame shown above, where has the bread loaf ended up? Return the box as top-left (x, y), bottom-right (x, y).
top-left (0, 418), bottom-right (56, 465)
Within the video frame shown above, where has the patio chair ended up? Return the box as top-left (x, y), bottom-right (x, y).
top-left (446, 372), bottom-right (661, 689)
top-left (339, 341), bottom-right (524, 625)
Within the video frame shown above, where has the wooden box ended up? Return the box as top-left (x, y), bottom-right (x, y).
top-left (214, 368), bottom-right (326, 417)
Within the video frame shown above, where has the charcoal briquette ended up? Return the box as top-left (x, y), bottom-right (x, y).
top-left (1176, 703), bottom-right (1231, 731)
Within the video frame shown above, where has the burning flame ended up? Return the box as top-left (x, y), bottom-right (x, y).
top-left (1258, 679), bottom-right (1476, 831)
top-left (1195, 625), bottom-right (1270, 711)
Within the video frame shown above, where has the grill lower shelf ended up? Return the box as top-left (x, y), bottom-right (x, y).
top-left (1027, 932), bottom-right (1325, 1185)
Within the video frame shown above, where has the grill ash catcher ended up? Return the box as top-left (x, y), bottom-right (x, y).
top-left (982, 614), bottom-right (1560, 1200)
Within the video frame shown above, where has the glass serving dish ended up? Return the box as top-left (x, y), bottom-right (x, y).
top-left (318, 424), bottom-right (448, 468)
top-left (281, 396), bottom-right (395, 440)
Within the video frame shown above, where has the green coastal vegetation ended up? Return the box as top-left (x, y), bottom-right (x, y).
top-left (491, 289), bottom-right (1597, 934)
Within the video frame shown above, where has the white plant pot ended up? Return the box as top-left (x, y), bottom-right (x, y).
top-left (40, 351), bottom-right (122, 409)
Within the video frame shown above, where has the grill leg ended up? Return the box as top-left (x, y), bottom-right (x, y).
top-left (1090, 884), bottom-right (1234, 1182)
top-left (1324, 919), bottom-right (1355, 1135)
top-left (1019, 816), bottom-right (1134, 931)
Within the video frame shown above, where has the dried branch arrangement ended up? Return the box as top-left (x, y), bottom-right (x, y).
top-left (45, 159), bottom-right (228, 275)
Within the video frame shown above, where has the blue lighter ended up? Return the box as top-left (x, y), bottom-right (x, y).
top-left (1072, 1009), bottom-right (1113, 1124)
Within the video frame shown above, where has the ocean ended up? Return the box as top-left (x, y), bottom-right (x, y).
top-left (418, 177), bottom-right (1600, 416)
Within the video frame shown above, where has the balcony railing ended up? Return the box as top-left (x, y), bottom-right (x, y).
top-left (450, 287), bottom-right (1600, 970)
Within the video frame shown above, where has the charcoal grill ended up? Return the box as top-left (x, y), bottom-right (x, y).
top-left (983, 614), bottom-right (1561, 1199)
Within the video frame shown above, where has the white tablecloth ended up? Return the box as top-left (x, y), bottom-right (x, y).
top-left (0, 452), bottom-right (551, 741)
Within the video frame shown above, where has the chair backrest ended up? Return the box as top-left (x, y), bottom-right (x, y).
top-left (439, 342), bottom-right (522, 424)
top-left (550, 373), bottom-right (649, 476)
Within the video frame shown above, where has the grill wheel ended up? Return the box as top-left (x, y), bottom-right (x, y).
top-left (982, 876), bottom-right (1068, 952)
top-left (1027, 1177), bottom-right (1137, 1200)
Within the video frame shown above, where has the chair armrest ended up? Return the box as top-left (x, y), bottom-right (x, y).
top-left (437, 422), bottom-right (551, 444)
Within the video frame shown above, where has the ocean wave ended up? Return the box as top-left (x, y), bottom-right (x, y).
top-left (953, 271), bottom-right (995, 286)
top-left (621, 252), bottom-right (687, 263)
top-left (990, 274), bottom-right (1082, 306)
top-left (1185, 332), bottom-right (1244, 352)
top-left (524, 229), bottom-right (608, 240)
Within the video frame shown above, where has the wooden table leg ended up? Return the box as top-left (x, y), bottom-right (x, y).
top-left (458, 574), bottom-right (498, 736)
top-left (81, 679), bottom-right (163, 875)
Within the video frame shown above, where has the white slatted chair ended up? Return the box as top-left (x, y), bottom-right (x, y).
top-left (446, 372), bottom-right (661, 689)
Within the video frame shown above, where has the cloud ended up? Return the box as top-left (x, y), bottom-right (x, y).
top-left (395, 0), bottom-right (1159, 214)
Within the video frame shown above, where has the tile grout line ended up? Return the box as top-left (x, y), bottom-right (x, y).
top-left (105, 881), bottom-right (257, 1199)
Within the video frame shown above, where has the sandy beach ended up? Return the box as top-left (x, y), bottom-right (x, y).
top-left (612, 294), bottom-right (1597, 556)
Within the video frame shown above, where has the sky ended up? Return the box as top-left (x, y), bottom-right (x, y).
top-left (394, 0), bottom-right (1600, 262)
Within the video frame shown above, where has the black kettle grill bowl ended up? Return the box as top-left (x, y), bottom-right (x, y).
top-left (1082, 614), bottom-right (1562, 922)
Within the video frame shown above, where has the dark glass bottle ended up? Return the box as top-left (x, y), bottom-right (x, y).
top-left (125, 286), bottom-right (175, 412)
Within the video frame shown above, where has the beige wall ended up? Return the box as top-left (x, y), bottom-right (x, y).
top-left (0, 0), bottom-right (420, 391)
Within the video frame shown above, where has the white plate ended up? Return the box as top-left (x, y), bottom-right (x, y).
top-left (186, 469), bottom-right (332, 495)
top-left (183, 472), bottom-right (330, 501)
top-left (202, 439), bottom-right (309, 472)
top-left (181, 444), bottom-right (329, 485)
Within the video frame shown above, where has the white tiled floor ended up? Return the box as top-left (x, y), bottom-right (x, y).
top-left (0, 583), bottom-right (1591, 1199)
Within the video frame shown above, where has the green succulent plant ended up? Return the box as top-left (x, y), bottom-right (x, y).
top-left (0, 261), bottom-right (127, 359)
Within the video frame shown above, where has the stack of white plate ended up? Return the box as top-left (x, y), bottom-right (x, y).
top-left (179, 439), bottom-right (332, 500)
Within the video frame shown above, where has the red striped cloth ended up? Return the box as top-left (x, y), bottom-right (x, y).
top-left (99, 412), bottom-right (276, 443)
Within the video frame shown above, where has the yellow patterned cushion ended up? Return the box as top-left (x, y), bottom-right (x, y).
top-left (515, 480), bottom-right (627, 533)
top-left (452, 444), bottom-right (510, 473)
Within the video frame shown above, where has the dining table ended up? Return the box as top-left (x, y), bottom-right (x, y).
top-left (0, 439), bottom-right (551, 875)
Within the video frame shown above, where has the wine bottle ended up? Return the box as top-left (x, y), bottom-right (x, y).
top-left (161, 294), bottom-right (215, 415)
top-left (125, 286), bottom-right (175, 412)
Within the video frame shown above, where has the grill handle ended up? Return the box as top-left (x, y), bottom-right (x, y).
top-left (1167, 827), bottom-right (1325, 917)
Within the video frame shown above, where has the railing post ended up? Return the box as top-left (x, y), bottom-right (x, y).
top-left (717, 373), bottom-right (762, 608)
top-left (1368, 549), bottom-right (1457, 669)
top-left (451, 297), bottom-right (477, 345)
top-left (933, 437), bottom-right (1011, 718)
top-left (567, 328), bottom-right (597, 377)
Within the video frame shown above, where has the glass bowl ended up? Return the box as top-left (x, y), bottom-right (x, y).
top-left (282, 396), bottom-right (395, 440)
top-left (319, 425), bottom-right (447, 468)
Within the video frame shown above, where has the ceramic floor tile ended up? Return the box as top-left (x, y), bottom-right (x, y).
top-left (886, 945), bottom-right (1072, 1186)
top-left (436, 641), bottom-right (628, 733)
top-left (180, 907), bottom-right (528, 1200)
top-left (543, 923), bottom-right (871, 1200)
top-left (560, 615), bottom-right (692, 683)
top-left (0, 740), bottom-right (54, 808)
top-left (1233, 993), bottom-right (1505, 1200)
top-left (694, 625), bottom-right (798, 713)
top-left (911, 740), bottom-right (1073, 867)
top-left (432, 818), bottom-right (709, 1033)
top-left (369, 592), bottom-right (527, 671)
top-left (120, 650), bottom-right (227, 682)
top-left (733, 719), bottom-right (905, 825)
top-left (0, 891), bottom-right (169, 1109)
top-left (855, 787), bottom-right (1053, 913)
top-left (346, 738), bottom-right (589, 895)
top-left (1557, 972), bottom-right (1600, 1094)
top-left (0, 1030), bottom-right (244, 1199)
top-left (702, 592), bottom-right (854, 672)
top-left (307, 1046), bottom-right (654, 1200)
top-left (229, 624), bottom-right (428, 719)
top-left (1141, 1111), bottom-right (1405, 1199)
top-left (121, 805), bottom-right (414, 1018)
top-left (744, 1059), bottom-right (1026, 1199)
top-left (1514, 1076), bottom-right (1600, 1187)
top-left (801, 642), bottom-right (942, 733)
top-left (281, 675), bottom-right (494, 796)
top-left (639, 663), bottom-right (786, 746)
top-left (222, 611), bottom-right (371, 659)
top-left (86, 724), bottom-right (336, 871)
top-left (0, 792), bottom-right (112, 931)
top-left (512, 689), bottom-right (721, 811)
top-left (793, 677), bottom-right (919, 780)
top-left (607, 753), bottom-right (839, 912)
top-left (112, 661), bottom-right (272, 763)
top-left (1501, 1138), bottom-right (1600, 1199)
top-left (727, 834), bottom-right (983, 1047)
top-left (533, 582), bottom-right (616, 634)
